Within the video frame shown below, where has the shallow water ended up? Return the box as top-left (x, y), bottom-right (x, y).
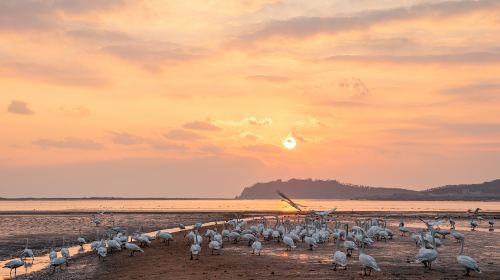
top-left (1, 199), bottom-right (499, 212)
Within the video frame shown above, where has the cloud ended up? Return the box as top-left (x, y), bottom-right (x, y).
top-left (0, 61), bottom-right (109, 87)
top-left (219, 116), bottom-right (274, 127)
top-left (240, 131), bottom-right (264, 141)
top-left (148, 141), bottom-right (189, 151)
top-left (0, 0), bottom-right (126, 31)
top-left (110, 132), bottom-right (145, 145)
top-left (32, 137), bottom-right (104, 150)
top-left (295, 117), bottom-right (331, 127)
top-left (291, 131), bottom-right (307, 143)
top-left (7, 100), bottom-right (33, 115)
top-left (323, 52), bottom-right (500, 65)
top-left (243, 143), bottom-right (282, 153)
top-left (58, 105), bottom-right (90, 118)
top-left (440, 83), bottom-right (500, 101)
top-left (338, 78), bottom-right (370, 98)
top-left (246, 75), bottom-right (289, 83)
top-left (239, 0), bottom-right (500, 40)
top-left (198, 144), bottom-right (224, 154)
top-left (164, 129), bottom-right (206, 141)
top-left (183, 118), bottom-right (223, 131)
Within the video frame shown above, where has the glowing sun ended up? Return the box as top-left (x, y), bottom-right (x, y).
top-left (283, 136), bottom-right (297, 150)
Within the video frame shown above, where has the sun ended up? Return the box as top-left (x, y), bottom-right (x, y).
top-left (283, 136), bottom-right (297, 150)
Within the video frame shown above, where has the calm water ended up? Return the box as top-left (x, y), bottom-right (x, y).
top-left (1, 199), bottom-right (499, 212)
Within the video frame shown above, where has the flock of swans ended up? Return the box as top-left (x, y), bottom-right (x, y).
top-left (3, 206), bottom-right (495, 278)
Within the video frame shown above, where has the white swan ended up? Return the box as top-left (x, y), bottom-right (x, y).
top-left (190, 237), bottom-right (202, 260)
top-left (20, 238), bottom-right (34, 261)
top-left (97, 241), bottom-right (107, 259)
top-left (208, 240), bottom-right (221, 255)
top-left (415, 231), bottom-right (438, 270)
top-left (333, 237), bottom-right (347, 271)
top-left (283, 235), bottom-right (296, 251)
top-left (358, 235), bottom-right (381, 276)
top-left (61, 236), bottom-right (70, 260)
top-left (156, 230), bottom-right (174, 246)
top-left (3, 257), bottom-right (24, 278)
top-left (77, 229), bottom-right (86, 247)
top-left (125, 242), bottom-right (144, 256)
top-left (457, 239), bottom-right (481, 276)
top-left (251, 240), bottom-right (262, 255)
top-left (50, 257), bottom-right (68, 272)
top-left (451, 229), bottom-right (465, 243)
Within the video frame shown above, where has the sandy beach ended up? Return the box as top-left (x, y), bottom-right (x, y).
top-left (2, 212), bottom-right (497, 280)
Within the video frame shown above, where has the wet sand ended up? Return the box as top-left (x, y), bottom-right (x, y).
top-left (5, 213), bottom-right (499, 280)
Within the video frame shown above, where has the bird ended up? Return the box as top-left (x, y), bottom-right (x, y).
top-left (125, 242), bottom-right (144, 256)
top-left (190, 240), bottom-right (202, 260)
top-left (333, 236), bottom-right (348, 271)
top-left (283, 235), bottom-right (296, 251)
top-left (3, 257), bottom-right (24, 278)
top-left (97, 242), bottom-right (107, 259)
top-left (50, 257), bottom-right (68, 272)
top-left (251, 240), bottom-right (262, 255)
top-left (358, 235), bottom-right (381, 276)
top-left (77, 229), bottom-right (86, 247)
top-left (156, 230), bottom-right (174, 246)
top-left (20, 238), bottom-right (34, 261)
top-left (457, 239), bottom-right (481, 276)
top-left (208, 240), bottom-right (221, 255)
top-left (488, 220), bottom-right (494, 228)
top-left (451, 229), bottom-right (465, 243)
top-left (277, 191), bottom-right (303, 211)
top-left (416, 231), bottom-right (438, 270)
top-left (61, 236), bottom-right (70, 260)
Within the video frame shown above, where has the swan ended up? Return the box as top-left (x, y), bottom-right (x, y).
top-left (470, 219), bottom-right (478, 231)
top-left (488, 220), bottom-right (494, 228)
top-left (283, 235), bottom-right (296, 251)
top-left (229, 231), bottom-right (240, 243)
top-left (451, 229), bottom-right (465, 243)
top-left (50, 257), bottom-right (68, 272)
top-left (97, 241), bottom-right (107, 259)
top-left (107, 237), bottom-right (122, 252)
top-left (399, 225), bottom-right (410, 236)
top-left (190, 236), bottom-right (202, 260)
top-left (77, 230), bottom-right (86, 247)
top-left (415, 232), bottom-right (438, 270)
top-left (49, 243), bottom-right (57, 261)
top-left (457, 239), bottom-right (481, 276)
top-left (20, 238), bottom-right (34, 261)
top-left (61, 236), bottom-right (70, 260)
top-left (157, 230), bottom-right (174, 246)
top-left (208, 240), bottom-right (221, 255)
top-left (214, 233), bottom-right (223, 248)
top-left (251, 240), bottom-right (262, 255)
top-left (358, 235), bottom-right (381, 276)
top-left (125, 242), bottom-right (144, 256)
top-left (333, 237), bottom-right (347, 271)
top-left (3, 257), bottom-right (24, 278)
top-left (243, 233), bottom-right (256, 246)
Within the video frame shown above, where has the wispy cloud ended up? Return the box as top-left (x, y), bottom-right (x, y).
top-left (220, 116), bottom-right (274, 127)
top-left (33, 137), bottom-right (104, 150)
top-left (164, 129), bottom-right (206, 141)
top-left (7, 100), bottom-right (33, 115)
top-left (239, 0), bottom-right (500, 40)
top-left (183, 118), bottom-right (223, 131)
top-left (240, 131), bottom-right (264, 141)
top-left (110, 132), bottom-right (145, 145)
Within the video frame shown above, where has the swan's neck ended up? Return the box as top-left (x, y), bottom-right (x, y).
top-left (459, 240), bottom-right (464, 255)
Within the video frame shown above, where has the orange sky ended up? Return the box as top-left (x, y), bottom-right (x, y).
top-left (1, 0), bottom-right (499, 197)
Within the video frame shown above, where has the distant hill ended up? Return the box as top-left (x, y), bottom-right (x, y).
top-left (237, 178), bottom-right (500, 200)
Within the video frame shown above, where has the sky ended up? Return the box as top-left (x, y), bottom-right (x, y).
top-left (1, 0), bottom-right (499, 198)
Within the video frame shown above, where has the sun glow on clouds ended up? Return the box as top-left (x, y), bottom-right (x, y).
top-left (1, 0), bottom-right (500, 197)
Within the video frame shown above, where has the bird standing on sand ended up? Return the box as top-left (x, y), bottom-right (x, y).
top-left (190, 230), bottom-right (202, 260)
top-left (333, 235), bottom-right (347, 271)
top-left (359, 235), bottom-right (381, 276)
top-left (4, 257), bottom-right (24, 278)
top-left (125, 242), bottom-right (144, 256)
top-left (251, 240), bottom-right (262, 255)
top-left (20, 238), bottom-right (34, 261)
top-left (457, 239), bottom-right (481, 276)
